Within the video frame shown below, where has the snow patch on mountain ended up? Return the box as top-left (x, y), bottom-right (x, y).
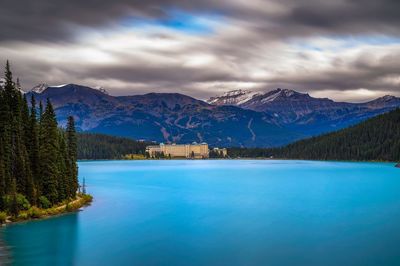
top-left (52, 84), bottom-right (69, 88)
top-left (208, 88), bottom-right (303, 107)
top-left (260, 90), bottom-right (281, 103)
top-left (31, 83), bottom-right (49, 93)
top-left (207, 89), bottom-right (260, 105)
top-left (31, 83), bottom-right (110, 95)
top-left (94, 86), bottom-right (109, 95)
top-left (31, 83), bottom-right (75, 93)
top-left (260, 89), bottom-right (298, 103)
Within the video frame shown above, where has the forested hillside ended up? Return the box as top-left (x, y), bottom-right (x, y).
top-left (0, 61), bottom-right (79, 217)
top-left (229, 108), bottom-right (400, 162)
top-left (78, 133), bottom-right (151, 159)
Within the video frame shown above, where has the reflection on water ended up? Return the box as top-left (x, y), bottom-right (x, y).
top-left (1, 213), bottom-right (78, 265)
top-left (0, 230), bottom-right (12, 265)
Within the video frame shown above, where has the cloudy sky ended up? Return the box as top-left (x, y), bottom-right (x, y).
top-left (1, 0), bottom-right (399, 102)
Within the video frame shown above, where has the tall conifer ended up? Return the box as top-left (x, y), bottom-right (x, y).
top-left (39, 99), bottom-right (60, 204)
top-left (66, 116), bottom-right (78, 197)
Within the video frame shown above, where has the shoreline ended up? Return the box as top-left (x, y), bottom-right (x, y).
top-left (1, 194), bottom-right (93, 226)
top-left (78, 158), bottom-right (400, 164)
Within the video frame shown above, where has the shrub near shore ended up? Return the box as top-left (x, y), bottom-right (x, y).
top-left (1, 194), bottom-right (93, 224)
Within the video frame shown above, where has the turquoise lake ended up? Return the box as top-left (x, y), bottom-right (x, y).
top-left (1, 160), bottom-right (400, 265)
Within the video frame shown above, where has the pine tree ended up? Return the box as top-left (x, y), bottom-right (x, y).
top-left (2, 61), bottom-right (15, 194)
top-left (10, 179), bottom-right (19, 217)
top-left (66, 116), bottom-right (78, 198)
top-left (20, 95), bottom-right (35, 203)
top-left (39, 101), bottom-right (43, 122)
top-left (0, 85), bottom-right (7, 210)
top-left (5, 62), bottom-right (23, 197)
top-left (29, 95), bottom-right (40, 202)
top-left (39, 99), bottom-right (60, 204)
top-left (57, 131), bottom-right (68, 201)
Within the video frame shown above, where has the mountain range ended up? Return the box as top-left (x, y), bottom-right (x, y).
top-left (207, 88), bottom-right (400, 135)
top-left (26, 84), bottom-right (400, 147)
top-left (27, 84), bottom-right (300, 147)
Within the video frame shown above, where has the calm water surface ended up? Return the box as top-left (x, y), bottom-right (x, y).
top-left (1, 160), bottom-right (400, 265)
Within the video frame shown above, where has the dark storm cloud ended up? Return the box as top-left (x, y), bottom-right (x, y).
top-left (0, 0), bottom-right (399, 100)
top-left (0, 0), bottom-right (209, 41)
top-left (2, 0), bottom-right (400, 42)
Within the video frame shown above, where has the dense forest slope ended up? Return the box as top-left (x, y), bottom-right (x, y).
top-left (229, 108), bottom-right (400, 162)
top-left (77, 133), bottom-right (150, 160)
top-left (0, 61), bottom-right (79, 218)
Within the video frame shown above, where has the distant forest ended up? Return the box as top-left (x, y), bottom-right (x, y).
top-left (77, 133), bottom-right (229, 159)
top-left (229, 108), bottom-right (400, 162)
top-left (77, 133), bottom-right (151, 160)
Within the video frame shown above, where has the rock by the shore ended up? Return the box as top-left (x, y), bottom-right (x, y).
top-left (396, 163), bottom-right (400, 168)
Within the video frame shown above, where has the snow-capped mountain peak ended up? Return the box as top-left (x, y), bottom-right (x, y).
top-left (207, 88), bottom-right (304, 106)
top-left (31, 83), bottom-right (49, 93)
top-left (207, 89), bottom-right (260, 105)
top-left (259, 88), bottom-right (299, 102)
top-left (51, 84), bottom-right (69, 88)
top-left (31, 83), bottom-right (72, 93)
top-left (31, 83), bottom-right (110, 95)
top-left (94, 86), bottom-right (109, 95)
top-left (280, 88), bottom-right (296, 97)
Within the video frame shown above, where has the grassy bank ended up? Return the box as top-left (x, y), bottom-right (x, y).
top-left (0, 194), bottom-right (93, 225)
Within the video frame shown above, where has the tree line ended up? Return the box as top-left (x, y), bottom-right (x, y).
top-left (0, 61), bottom-right (78, 216)
top-left (228, 108), bottom-right (400, 162)
top-left (77, 133), bottom-right (151, 160)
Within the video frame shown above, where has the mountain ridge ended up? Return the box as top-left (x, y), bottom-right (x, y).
top-left (207, 88), bottom-right (400, 135)
top-left (26, 84), bottom-right (400, 147)
top-left (27, 84), bottom-right (302, 147)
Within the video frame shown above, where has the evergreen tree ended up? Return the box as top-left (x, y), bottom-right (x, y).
top-left (2, 61), bottom-right (15, 193)
top-left (39, 99), bottom-right (60, 204)
top-left (57, 131), bottom-right (68, 201)
top-left (29, 95), bottom-right (40, 202)
top-left (3, 61), bottom-right (30, 198)
top-left (39, 101), bottom-right (43, 122)
top-left (0, 84), bottom-right (7, 210)
top-left (66, 116), bottom-right (78, 197)
top-left (20, 95), bottom-right (35, 203)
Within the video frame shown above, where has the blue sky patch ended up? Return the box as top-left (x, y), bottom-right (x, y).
top-left (122, 9), bottom-right (222, 35)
